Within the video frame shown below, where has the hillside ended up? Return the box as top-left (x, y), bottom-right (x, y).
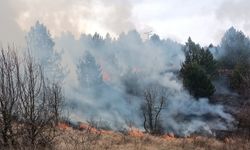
top-left (51, 123), bottom-right (250, 150)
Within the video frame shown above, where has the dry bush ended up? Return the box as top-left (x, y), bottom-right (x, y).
top-left (87, 118), bottom-right (112, 131)
top-left (222, 136), bottom-right (250, 150)
top-left (0, 47), bottom-right (21, 147)
top-left (236, 100), bottom-right (250, 139)
top-left (0, 46), bottom-right (64, 149)
top-left (59, 127), bottom-right (101, 150)
top-left (141, 84), bottom-right (170, 135)
top-left (18, 54), bottom-right (63, 147)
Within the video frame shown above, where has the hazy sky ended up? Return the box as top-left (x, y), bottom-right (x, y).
top-left (0, 0), bottom-right (250, 46)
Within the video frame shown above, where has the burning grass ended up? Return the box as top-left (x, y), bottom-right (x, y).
top-left (58, 122), bottom-right (71, 130)
top-left (128, 128), bottom-right (144, 138)
top-left (162, 133), bottom-right (176, 141)
top-left (53, 121), bottom-right (250, 150)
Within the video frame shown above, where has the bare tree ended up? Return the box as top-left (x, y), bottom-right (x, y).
top-left (141, 84), bottom-right (169, 135)
top-left (47, 82), bottom-right (64, 126)
top-left (0, 45), bottom-right (64, 149)
top-left (19, 54), bottom-right (63, 146)
top-left (0, 47), bottom-right (21, 146)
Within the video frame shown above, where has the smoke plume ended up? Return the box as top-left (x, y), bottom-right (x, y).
top-left (53, 30), bottom-right (234, 136)
top-left (216, 0), bottom-right (250, 34)
top-left (1, 0), bottom-right (134, 40)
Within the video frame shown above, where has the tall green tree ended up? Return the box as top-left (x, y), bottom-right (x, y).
top-left (180, 38), bottom-right (216, 98)
top-left (181, 63), bottom-right (215, 98)
top-left (182, 37), bottom-right (217, 78)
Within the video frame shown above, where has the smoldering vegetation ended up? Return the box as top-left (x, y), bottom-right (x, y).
top-left (3, 21), bottom-right (250, 149)
top-left (52, 25), bottom-right (235, 135)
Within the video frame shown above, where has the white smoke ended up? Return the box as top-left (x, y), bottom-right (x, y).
top-left (3, 0), bottom-right (134, 39)
top-left (0, 0), bottom-right (241, 135)
top-left (216, 0), bottom-right (250, 35)
top-left (54, 29), bottom-right (234, 136)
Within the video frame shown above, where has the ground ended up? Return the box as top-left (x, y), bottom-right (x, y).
top-left (52, 123), bottom-right (250, 150)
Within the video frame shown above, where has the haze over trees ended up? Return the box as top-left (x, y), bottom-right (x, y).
top-left (141, 84), bottom-right (169, 135)
top-left (218, 27), bottom-right (250, 69)
top-left (230, 63), bottom-right (250, 97)
top-left (26, 21), bottom-right (66, 81)
top-left (77, 51), bottom-right (103, 90)
top-left (56, 25), bottom-right (236, 136)
top-left (2, 20), bottom-right (250, 149)
top-left (216, 27), bottom-right (250, 96)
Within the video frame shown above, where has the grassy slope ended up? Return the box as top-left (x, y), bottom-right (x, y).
top-left (53, 126), bottom-right (250, 150)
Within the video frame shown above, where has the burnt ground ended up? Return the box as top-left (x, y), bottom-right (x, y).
top-left (210, 92), bottom-right (250, 139)
top-left (211, 75), bottom-right (250, 116)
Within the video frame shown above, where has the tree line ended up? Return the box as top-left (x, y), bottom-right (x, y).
top-left (179, 27), bottom-right (250, 100)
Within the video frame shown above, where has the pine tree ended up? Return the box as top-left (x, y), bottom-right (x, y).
top-left (183, 37), bottom-right (202, 65)
top-left (180, 38), bottom-right (216, 98)
top-left (26, 21), bottom-right (54, 65)
top-left (26, 21), bottom-right (66, 81)
top-left (182, 37), bottom-right (217, 78)
top-left (77, 51), bottom-right (103, 89)
top-left (181, 63), bottom-right (215, 98)
top-left (91, 32), bottom-right (104, 48)
top-left (219, 27), bottom-right (250, 69)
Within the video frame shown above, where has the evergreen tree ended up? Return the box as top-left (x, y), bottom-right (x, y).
top-left (219, 27), bottom-right (250, 69)
top-left (77, 51), bottom-right (103, 89)
top-left (183, 37), bottom-right (202, 65)
top-left (105, 33), bottom-right (112, 45)
top-left (181, 63), bottom-right (215, 98)
top-left (91, 32), bottom-right (104, 48)
top-left (26, 21), bottom-right (66, 81)
top-left (200, 49), bottom-right (217, 78)
top-left (180, 38), bottom-right (216, 98)
top-left (182, 37), bottom-right (217, 78)
top-left (26, 21), bottom-right (55, 65)
top-left (150, 34), bottom-right (161, 44)
top-left (121, 70), bottom-right (143, 96)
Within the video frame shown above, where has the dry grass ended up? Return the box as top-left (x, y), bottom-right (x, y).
top-left (52, 126), bottom-right (250, 150)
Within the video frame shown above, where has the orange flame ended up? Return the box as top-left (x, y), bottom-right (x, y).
top-left (79, 123), bottom-right (98, 133)
top-left (99, 63), bottom-right (111, 81)
top-left (79, 123), bottom-right (90, 130)
top-left (102, 71), bottom-right (110, 81)
top-left (162, 133), bottom-right (175, 141)
top-left (99, 130), bottom-right (113, 135)
top-left (79, 123), bottom-right (113, 135)
top-left (58, 122), bottom-right (70, 130)
top-left (128, 128), bottom-right (144, 138)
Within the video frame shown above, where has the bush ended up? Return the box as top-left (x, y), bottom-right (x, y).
top-left (230, 62), bottom-right (250, 97)
top-left (0, 46), bottom-right (64, 148)
top-left (141, 84), bottom-right (169, 135)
